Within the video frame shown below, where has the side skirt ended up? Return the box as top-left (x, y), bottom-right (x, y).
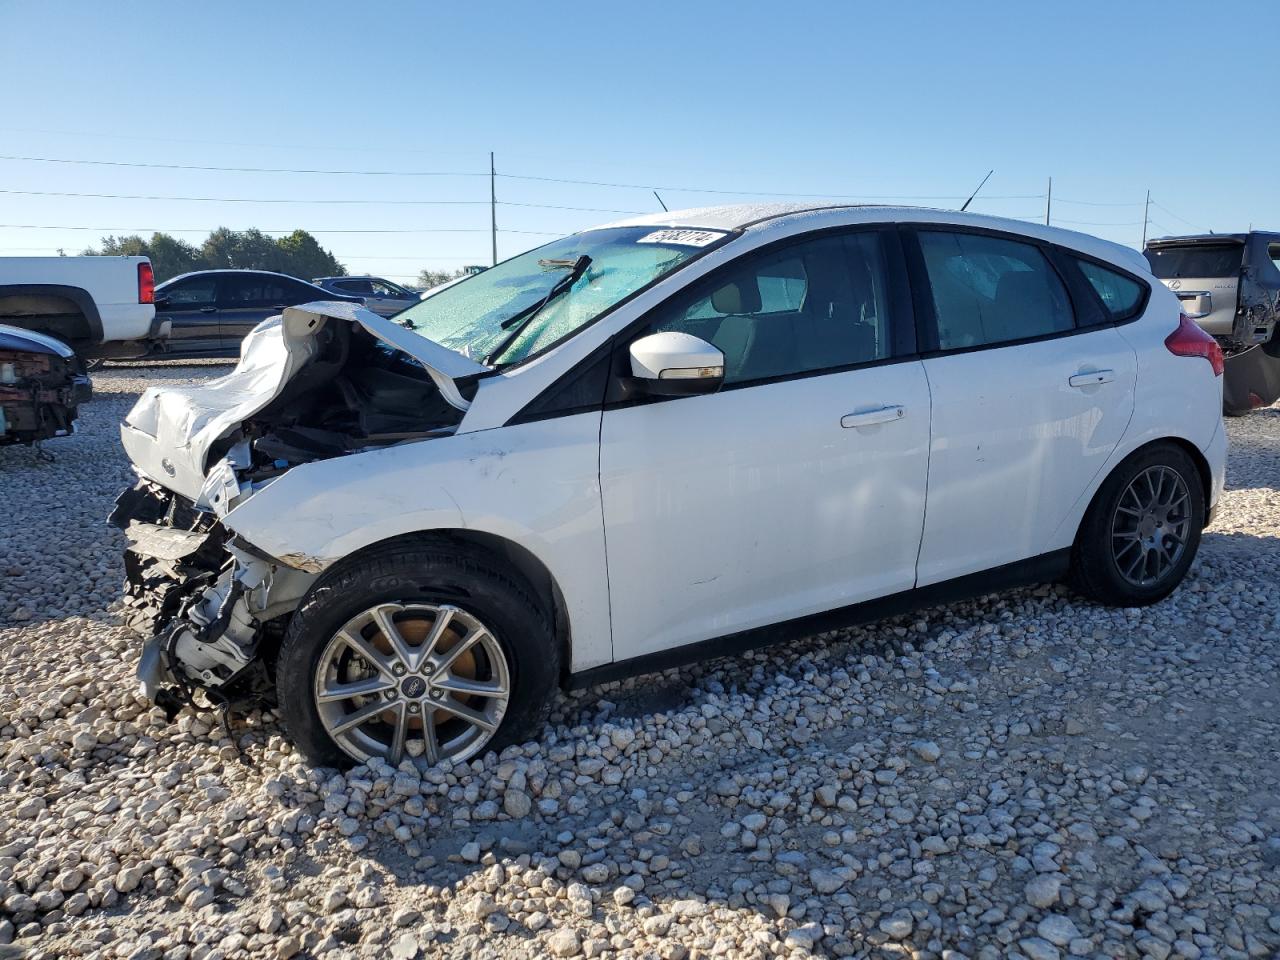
top-left (566, 548), bottom-right (1072, 691)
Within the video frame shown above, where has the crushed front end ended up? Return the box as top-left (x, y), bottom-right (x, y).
top-left (108, 304), bottom-right (473, 723)
top-left (108, 480), bottom-right (300, 718)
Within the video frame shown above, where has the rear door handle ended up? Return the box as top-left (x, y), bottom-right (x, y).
top-left (199, 307), bottom-right (217, 314)
top-left (841, 404), bottom-right (905, 428)
top-left (1068, 369), bottom-right (1114, 388)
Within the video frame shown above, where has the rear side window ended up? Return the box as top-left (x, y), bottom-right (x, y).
top-left (1144, 244), bottom-right (1242, 279)
top-left (917, 232), bottom-right (1075, 350)
top-left (1075, 259), bottom-right (1144, 321)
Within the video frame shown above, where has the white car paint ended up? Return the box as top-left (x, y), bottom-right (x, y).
top-left (120, 204), bottom-right (1226, 678)
top-left (914, 323), bottom-right (1139, 586)
top-left (121, 301), bottom-right (487, 502)
top-left (0, 255), bottom-right (155, 341)
top-left (599, 360), bottom-right (931, 658)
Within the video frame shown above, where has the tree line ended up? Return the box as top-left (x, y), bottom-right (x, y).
top-left (83, 228), bottom-right (347, 283)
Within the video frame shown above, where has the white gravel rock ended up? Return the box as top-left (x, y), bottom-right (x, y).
top-left (1, 368), bottom-right (1278, 960)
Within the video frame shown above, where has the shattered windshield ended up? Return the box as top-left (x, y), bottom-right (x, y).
top-left (395, 226), bottom-right (731, 366)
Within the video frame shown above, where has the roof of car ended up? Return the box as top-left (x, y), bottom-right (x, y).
top-left (595, 203), bottom-right (1151, 275)
top-left (313, 275), bottom-right (386, 282)
top-left (159, 268), bottom-right (320, 285)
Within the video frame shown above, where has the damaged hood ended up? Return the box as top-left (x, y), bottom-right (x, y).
top-left (120, 301), bottom-right (487, 500)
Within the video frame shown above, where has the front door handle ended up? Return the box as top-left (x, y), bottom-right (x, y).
top-left (1068, 369), bottom-right (1114, 388)
top-left (841, 404), bottom-right (905, 428)
top-left (199, 307), bottom-right (217, 314)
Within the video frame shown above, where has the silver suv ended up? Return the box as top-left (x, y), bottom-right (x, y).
top-left (312, 276), bottom-right (419, 317)
top-left (1145, 232), bottom-right (1280, 414)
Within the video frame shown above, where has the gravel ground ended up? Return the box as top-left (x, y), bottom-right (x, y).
top-left (1, 363), bottom-right (1277, 960)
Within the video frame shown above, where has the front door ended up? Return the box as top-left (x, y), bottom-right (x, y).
top-left (906, 228), bottom-right (1138, 586)
top-left (157, 275), bottom-right (221, 355)
top-left (600, 228), bottom-right (931, 660)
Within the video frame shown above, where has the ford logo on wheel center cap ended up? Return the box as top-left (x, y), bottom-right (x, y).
top-left (400, 676), bottom-right (427, 698)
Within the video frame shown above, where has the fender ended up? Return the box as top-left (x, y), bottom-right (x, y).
top-left (0, 283), bottom-right (105, 345)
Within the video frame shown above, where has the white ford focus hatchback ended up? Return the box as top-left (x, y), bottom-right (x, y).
top-left (112, 204), bottom-right (1226, 767)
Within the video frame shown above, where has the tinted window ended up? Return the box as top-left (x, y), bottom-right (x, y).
top-left (221, 275), bottom-right (298, 307)
top-left (1268, 244), bottom-right (1280, 272)
top-left (162, 277), bottom-right (216, 308)
top-left (918, 232), bottom-right (1074, 350)
top-left (1144, 244), bottom-right (1243, 279)
top-left (335, 279), bottom-right (374, 295)
top-left (647, 231), bottom-right (892, 384)
top-left (1076, 259), bottom-right (1144, 320)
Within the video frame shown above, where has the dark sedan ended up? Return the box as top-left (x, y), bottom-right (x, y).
top-left (153, 270), bottom-right (362, 360)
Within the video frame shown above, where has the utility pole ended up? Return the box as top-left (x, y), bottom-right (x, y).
top-left (490, 151), bottom-right (498, 267)
top-left (1141, 190), bottom-right (1150, 248)
top-left (1045, 176), bottom-right (1052, 226)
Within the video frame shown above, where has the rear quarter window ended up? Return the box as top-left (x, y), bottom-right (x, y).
top-left (1075, 259), bottom-right (1145, 321)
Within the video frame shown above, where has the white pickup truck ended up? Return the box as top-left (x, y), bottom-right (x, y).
top-left (0, 256), bottom-right (163, 364)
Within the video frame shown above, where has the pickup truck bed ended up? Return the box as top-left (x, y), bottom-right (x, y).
top-left (0, 256), bottom-right (161, 360)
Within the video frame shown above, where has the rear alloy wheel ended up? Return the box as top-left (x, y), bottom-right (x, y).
top-left (277, 538), bottom-right (559, 769)
top-left (313, 602), bottom-right (510, 766)
top-left (1072, 444), bottom-right (1205, 606)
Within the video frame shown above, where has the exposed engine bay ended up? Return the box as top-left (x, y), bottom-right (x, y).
top-left (0, 324), bottom-right (90, 449)
top-left (110, 304), bottom-right (478, 719)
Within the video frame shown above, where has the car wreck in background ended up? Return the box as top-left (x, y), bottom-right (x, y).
top-left (0, 324), bottom-right (91, 451)
top-left (1145, 231), bottom-right (1280, 415)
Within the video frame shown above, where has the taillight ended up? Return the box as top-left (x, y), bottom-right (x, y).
top-left (1165, 313), bottom-right (1223, 376)
top-left (137, 262), bottom-right (155, 304)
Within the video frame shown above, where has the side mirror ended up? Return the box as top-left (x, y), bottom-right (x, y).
top-left (628, 332), bottom-right (724, 396)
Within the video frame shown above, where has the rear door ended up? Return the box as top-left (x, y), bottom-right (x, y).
top-left (157, 275), bottom-right (221, 354)
top-left (905, 227), bottom-right (1138, 586)
top-left (217, 275), bottom-right (320, 350)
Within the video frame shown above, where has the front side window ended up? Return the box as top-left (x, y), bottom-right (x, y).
top-left (1076, 259), bottom-right (1144, 321)
top-left (918, 231), bottom-right (1074, 350)
top-left (646, 231), bottom-right (892, 384)
top-left (162, 277), bottom-right (216, 308)
top-left (370, 279), bottom-right (408, 298)
top-left (395, 226), bottom-right (731, 366)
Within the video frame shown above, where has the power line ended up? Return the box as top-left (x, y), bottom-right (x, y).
top-left (1150, 199), bottom-right (1209, 233)
top-left (0, 154), bottom-right (486, 177)
top-left (0, 188), bottom-right (645, 214)
top-left (0, 152), bottom-right (1042, 200)
top-left (0, 224), bottom-right (560, 236)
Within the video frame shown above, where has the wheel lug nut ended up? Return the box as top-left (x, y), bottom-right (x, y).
top-left (393, 664), bottom-right (406, 675)
top-left (430, 688), bottom-right (442, 700)
top-left (408, 704), bottom-right (419, 714)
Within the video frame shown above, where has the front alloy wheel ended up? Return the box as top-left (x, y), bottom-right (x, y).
top-left (314, 603), bottom-right (510, 765)
top-left (276, 536), bottom-right (559, 769)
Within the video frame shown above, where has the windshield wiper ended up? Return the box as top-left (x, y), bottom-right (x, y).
top-left (483, 255), bottom-right (592, 365)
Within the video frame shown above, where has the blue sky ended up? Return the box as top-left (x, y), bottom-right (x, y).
top-left (1, 0), bottom-right (1276, 280)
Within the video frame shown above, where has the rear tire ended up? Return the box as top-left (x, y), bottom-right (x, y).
top-left (276, 537), bottom-right (559, 769)
top-left (1071, 443), bottom-right (1205, 607)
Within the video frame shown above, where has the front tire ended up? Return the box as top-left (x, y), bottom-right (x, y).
top-left (276, 538), bottom-right (559, 768)
top-left (1071, 443), bottom-right (1205, 607)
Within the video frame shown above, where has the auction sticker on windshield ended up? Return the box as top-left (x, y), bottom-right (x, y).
top-left (636, 229), bottom-right (726, 247)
